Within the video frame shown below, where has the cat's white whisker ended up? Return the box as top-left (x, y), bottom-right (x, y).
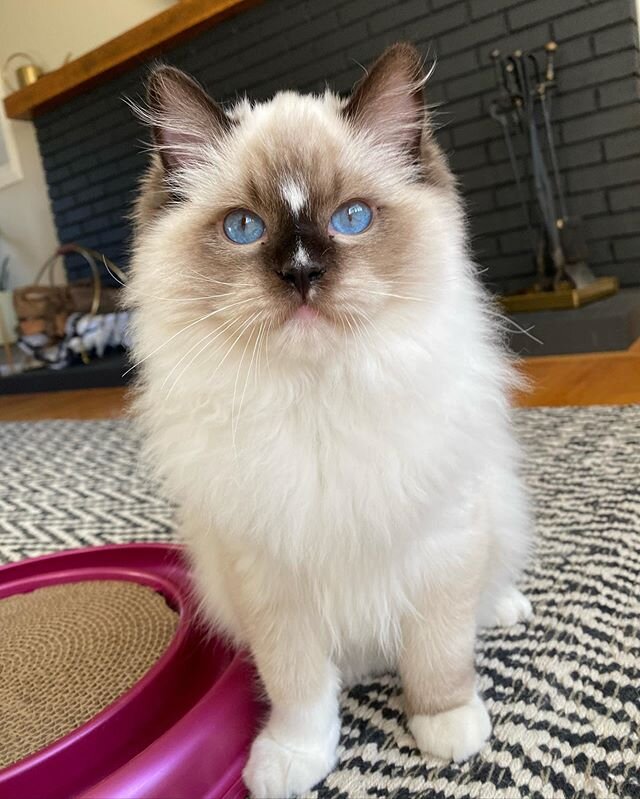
top-left (128, 284), bottom-right (243, 303)
top-left (161, 329), bottom-right (216, 394)
top-left (164, 328), bottom-right (225, 402)
top-left (125, 296), bottom-right (255, 378)
top-left (483, 306), bottom-right (543, 345)
top-left (207, 311), bottom-right (261, 384)
top-left (160, 313), bottom-right (240, 392)
top-left (345, 306), bottom-right (376, 356)
top-left (166, 311), bottom-right (255, 401)
top-left (187, 268), bottom-right (254, 289)
top-left (253, 320), bottom-right (267, 388)
top-left (263, 317), bottom-right (274, 381)
top-left (232, 319), bottom-right (265, 448)
top-left (357, 288), bottom-right (428, 302)
top-left (346, 305), bottom-right (380, 348)
top-left (123, 308), bottom-right (220, 378)
top-left (346, 311), bottom-right (367, 357)
top-left (190, 314), bottom-right (246, 380)
top-left (231, 316), bottom-right (262, 449)
top-left (500, 319), bottom-right (543, 346)
top-left (341, 309), bottom-right (359, 346)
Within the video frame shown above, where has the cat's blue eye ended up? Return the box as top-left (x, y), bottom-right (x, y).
top-left (223, 209), bottom-right (265, 244)
top-left (330, 200), bottom-right (373, 235)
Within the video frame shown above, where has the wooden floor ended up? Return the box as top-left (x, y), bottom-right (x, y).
top-left (0, 387), bottom-right (130, 422)
top-left (516, 339), bottom-right (640, 407)
top-left (0, 342), bottom-right (638, 421)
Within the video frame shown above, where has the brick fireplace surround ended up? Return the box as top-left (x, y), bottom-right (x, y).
top-left (26, 0), bottom-right (640, 295)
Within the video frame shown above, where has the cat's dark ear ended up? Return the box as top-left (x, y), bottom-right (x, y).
top-left (342, 43), bottom-right (425, 160)
top-left (145, 65), bottom-right (229, 173)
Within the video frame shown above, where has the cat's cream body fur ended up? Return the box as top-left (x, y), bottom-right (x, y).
top-left (129, 46), bottom-right (532, 798)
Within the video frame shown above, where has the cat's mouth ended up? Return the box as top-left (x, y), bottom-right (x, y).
top-left (291, 304), bottom-right (320, 323)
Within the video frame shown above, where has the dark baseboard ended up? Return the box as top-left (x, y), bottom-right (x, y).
top-left (506, 288), bottom-right (640, 357)
top-left (0, 351), bottom-right (131, 395)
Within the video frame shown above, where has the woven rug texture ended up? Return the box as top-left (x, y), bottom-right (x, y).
top-left (0, 405), bottom-right (638, 798)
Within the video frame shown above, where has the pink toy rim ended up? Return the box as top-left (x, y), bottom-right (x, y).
top-left (0, 544), bottom-right (191, 782)
top-left (0, 543), bottom-right (264, 799)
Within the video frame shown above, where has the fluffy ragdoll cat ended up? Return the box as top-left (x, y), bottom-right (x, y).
top-left (128, 43), bottom-right (532, 798)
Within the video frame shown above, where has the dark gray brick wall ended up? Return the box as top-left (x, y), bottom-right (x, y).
top-left (35, 0), bottom-right (640, 290)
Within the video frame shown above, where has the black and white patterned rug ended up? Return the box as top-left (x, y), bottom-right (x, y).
top-left (0, 406), bottom-right (638, 798)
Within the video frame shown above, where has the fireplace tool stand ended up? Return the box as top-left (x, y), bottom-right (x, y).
top-left (489, 41), bottom-right (618, 313)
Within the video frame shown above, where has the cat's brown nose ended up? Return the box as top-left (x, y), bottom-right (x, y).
top-left (278, 264), bottom-right (325, 301)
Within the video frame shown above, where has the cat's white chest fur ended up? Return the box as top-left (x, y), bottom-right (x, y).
top-left (146, 331), bottom-right (502, 671)
top-left (170, 344), bottom-right (459, 546)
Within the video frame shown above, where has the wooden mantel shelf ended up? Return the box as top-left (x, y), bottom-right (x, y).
top-left (3, 0), bottom-right (259, 120)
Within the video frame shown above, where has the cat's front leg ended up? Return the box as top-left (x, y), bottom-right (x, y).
top-left (240, 589), bottom-right (340, 798)
top-left (244, 669), bottom-right (340, 799)
top-left (400, 576), bottom-right (491, 762)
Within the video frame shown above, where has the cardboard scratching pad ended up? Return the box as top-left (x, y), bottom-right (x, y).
top-left (1, 580), bottom-right (179, 770)
top-left (0, 545), bottom-right (263, 799)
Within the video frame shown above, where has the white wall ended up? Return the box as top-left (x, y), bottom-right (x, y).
top-left (0, 0), bottom-right (175, 288)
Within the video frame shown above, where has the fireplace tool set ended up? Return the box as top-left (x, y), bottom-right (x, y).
top-left (489, 42), bottom-right (618, 312)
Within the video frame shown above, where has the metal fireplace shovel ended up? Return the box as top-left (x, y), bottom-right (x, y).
top-left (489, 41), bottom-right (619, 310)
top-left (509, 51), bottom-right (567, 285)
top-left (535, 43), bottom-right (594, 287)
top-left (490, 50), bottom-right (546, 284)
top-left (524, 46), bottom-right (596, 288)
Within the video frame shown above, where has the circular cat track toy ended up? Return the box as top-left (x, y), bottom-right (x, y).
top-left (0, 544), bottom-right (264, 799)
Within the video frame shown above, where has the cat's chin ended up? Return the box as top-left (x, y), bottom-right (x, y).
top-left (272, 306), bottom-right (337, 360)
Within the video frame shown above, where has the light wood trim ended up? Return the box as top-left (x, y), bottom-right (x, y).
top-left (0, 388), bottom-right (130, 421)
top-left (3, 0), bottom-right (260, 120)
top-left (515, 342), bottom-right (640, 407)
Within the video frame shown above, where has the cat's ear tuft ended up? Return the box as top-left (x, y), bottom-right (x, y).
top-left (144, 65), bottom-right (230, 173)
top-left (342, 43), bottom-right (426, 160)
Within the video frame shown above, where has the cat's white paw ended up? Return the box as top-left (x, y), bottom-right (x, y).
top-left (409, 693), bottom-right (491, 762)
top-left (243, 726), bottom-right (338, 799)
top-left (490, 586), bottom-right (532, 627)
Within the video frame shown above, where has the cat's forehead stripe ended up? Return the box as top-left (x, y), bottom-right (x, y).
top-left (281, 180), bottom-right (308, 215)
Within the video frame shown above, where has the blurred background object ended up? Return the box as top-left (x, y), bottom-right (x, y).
top-left (488, 40), bottom-right (619, 312)
top-left (2, 52), bottom-right (44, 91)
